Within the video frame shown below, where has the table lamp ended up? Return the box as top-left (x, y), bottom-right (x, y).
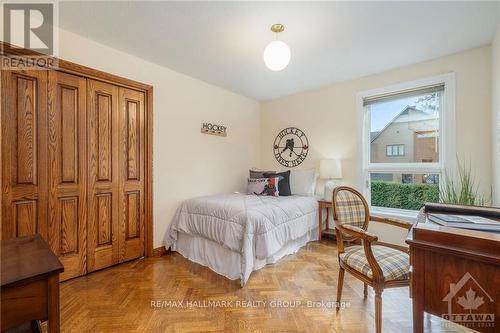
top-left (319, 159), bottom-right (343, 200)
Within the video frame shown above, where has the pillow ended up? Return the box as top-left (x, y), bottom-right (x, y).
top-left (249, 169), bottom-right (276, 178)
top-left (289, 169), bottom-right (317, 196)
top-left (263, 170), bottom-right (291, 196)
top-left (247, 178), bottom-right (280, 197)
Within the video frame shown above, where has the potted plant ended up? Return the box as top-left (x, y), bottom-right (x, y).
top-left (440, 160), bottom-right (486, 206)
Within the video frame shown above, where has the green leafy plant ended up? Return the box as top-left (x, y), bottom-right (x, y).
top-left (440, 160), bottom-right (485, 206)
top-left (371, 181), bottom-right (439, 210)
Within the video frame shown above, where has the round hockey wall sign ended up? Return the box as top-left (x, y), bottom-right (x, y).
top-left (273, 127), bottom-right (309, 167)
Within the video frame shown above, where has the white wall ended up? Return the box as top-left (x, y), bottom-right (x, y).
top-left (55, 28), bottom-right (497, 251)
top-left (261, 46), bottom-right (493, 202)
top-left (493, 25), bottom-right (500, 206)
top-left (58, 29), bottom-right (261, 247)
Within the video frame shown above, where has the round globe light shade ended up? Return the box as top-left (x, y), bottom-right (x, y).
top-left (263, 40), bottom-right (291, 71)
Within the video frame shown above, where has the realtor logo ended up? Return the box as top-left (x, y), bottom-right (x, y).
top-left (2, 2), bottom-right (57, 54)
top-left (442, 272), bottom-right (495, 329)
top-left (1, 1), bottom-right (58, 69)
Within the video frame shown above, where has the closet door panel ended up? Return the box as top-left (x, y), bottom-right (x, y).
top-left (118, 88), bottom-right (145, 262)
top-left (47, 71), bottom-right (87, 280)
top-left (96, 193), bottom-right (112, 245)
top-left (87, 79), bottom-right (120, 272)
top-left (1, 70), bottom-right (48, 240)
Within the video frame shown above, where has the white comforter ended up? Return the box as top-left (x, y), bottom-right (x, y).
top-left (165, 193), bottom-right (318, 283)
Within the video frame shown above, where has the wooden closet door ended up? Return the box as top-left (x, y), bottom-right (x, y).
top-left (47, 71), bottom-right (87, 280)
top-left (1, 70), bottom-right (48, 240)
top-left (87, 79), bottom-right (120, 272)
top-left (118, 87), bottom-right (145, 262)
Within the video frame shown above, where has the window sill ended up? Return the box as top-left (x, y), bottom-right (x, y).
top-left (370, 206), bottom-right (418, 223)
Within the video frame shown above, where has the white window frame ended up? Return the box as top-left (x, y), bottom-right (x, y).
top-left (357, 73), bottom-right (456, 218)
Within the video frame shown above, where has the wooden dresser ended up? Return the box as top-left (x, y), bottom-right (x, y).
top-left (1, 235), bottom-right (63, 332)
top-left (406, 203), bottom-right (500, 333)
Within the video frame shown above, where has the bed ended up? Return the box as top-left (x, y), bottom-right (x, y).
top-left (164, 193), bottom-right (318, 286)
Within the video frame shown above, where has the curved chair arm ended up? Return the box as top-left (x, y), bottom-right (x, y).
top-left (335, 221), bottom-right (385, 283)
top-left (334, 216), bottom-right (379, 250)
top-left (338, 224), bottom-right (379, 243)
top-left (369, 215), bottom-right (412, 253)
top-left (362, 241), bottom-right (385, 284)
top-left (370, 215), bottom-right (413, 230)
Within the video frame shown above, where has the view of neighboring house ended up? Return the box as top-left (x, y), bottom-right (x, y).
top-left (371, 106), bottom-right (439, 184)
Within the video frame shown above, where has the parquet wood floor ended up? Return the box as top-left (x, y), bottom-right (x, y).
top-left (58, 239), bottom-right (471, 333)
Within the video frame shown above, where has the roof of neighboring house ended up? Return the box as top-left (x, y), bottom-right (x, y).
top-left (370, 131), bottom-right (381, 141)
top-left (370, 106), bottom-right (436, 143)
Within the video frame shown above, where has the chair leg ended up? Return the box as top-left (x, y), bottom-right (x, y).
top-left (374, 289), bottom-right (382, 333)
top-left (336, 267), bottom-right (345, 312)
top-left (363, 283), bottom-right (368, 298)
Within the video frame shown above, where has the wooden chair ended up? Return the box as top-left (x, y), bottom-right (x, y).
top-left (332, 186), bottom-right (413, 333)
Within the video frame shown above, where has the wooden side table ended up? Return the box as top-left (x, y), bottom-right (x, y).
top-left (1, 235), bottom-right (64, 332)
top-left (318, 199), bottom-right (336, 240)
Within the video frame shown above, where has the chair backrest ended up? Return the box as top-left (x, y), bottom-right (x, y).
top-left (332, 186), bottom-right (369, 230)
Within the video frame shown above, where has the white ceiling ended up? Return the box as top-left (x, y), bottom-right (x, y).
top-left (59, 1), bottom-right (500, 101)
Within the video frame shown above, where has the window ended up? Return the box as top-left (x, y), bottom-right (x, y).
top-left (386, 144), bottom-right (405, 157)
top-left (359, 74), bottom-right (455, 213)
top-left (401, 174), bottom-right (413, 184)
top-left (370, 173), bottom-right (440, 210)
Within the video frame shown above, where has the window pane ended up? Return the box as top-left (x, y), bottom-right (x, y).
top-left (402, 174), bottom-right (413, 183)
top-left (369, 90), bottom-right (441, 163)
top-left (399, 145), bottom-right (405, 156)
top-left (370, 173), bottom-right (440, 210)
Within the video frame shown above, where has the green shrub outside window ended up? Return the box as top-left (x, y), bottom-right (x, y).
top-left (370, 181), bottom-right (439, 211)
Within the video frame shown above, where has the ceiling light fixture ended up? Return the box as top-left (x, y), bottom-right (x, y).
top-left (263, 24), bottom-right (291, 71)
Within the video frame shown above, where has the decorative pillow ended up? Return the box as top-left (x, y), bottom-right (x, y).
top-left (247, 178), bottom-right (280, 197)
top-left (263, 170), bottom-right (291, 196)
top-left (290, 169), bottom-right (317, 196)
top-left (249, 169), bottom-right (276, 178)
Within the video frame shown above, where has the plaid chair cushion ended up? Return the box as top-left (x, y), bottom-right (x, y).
top-left (334, 190), bottom-right (366, 228)
top-left (339, 245), bottom-right (409, 281)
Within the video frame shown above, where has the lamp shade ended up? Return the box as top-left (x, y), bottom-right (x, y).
top-left (319, 159), bottom-right (342, 179)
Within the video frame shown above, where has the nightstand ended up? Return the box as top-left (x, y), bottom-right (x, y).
top-left (318, 199), bottom-right (335, 240)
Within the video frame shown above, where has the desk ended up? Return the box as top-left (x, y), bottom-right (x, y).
top-left (1, 235), bottom-right (64, 332)
top-left (406, 203), bottom-right (500, 333)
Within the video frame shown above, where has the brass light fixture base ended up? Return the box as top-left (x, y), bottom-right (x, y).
top-left (270, 24), bottom-right (285, 33)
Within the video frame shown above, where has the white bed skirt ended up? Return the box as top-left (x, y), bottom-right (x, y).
top-left (172, 227), bottom-right (318, 286)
